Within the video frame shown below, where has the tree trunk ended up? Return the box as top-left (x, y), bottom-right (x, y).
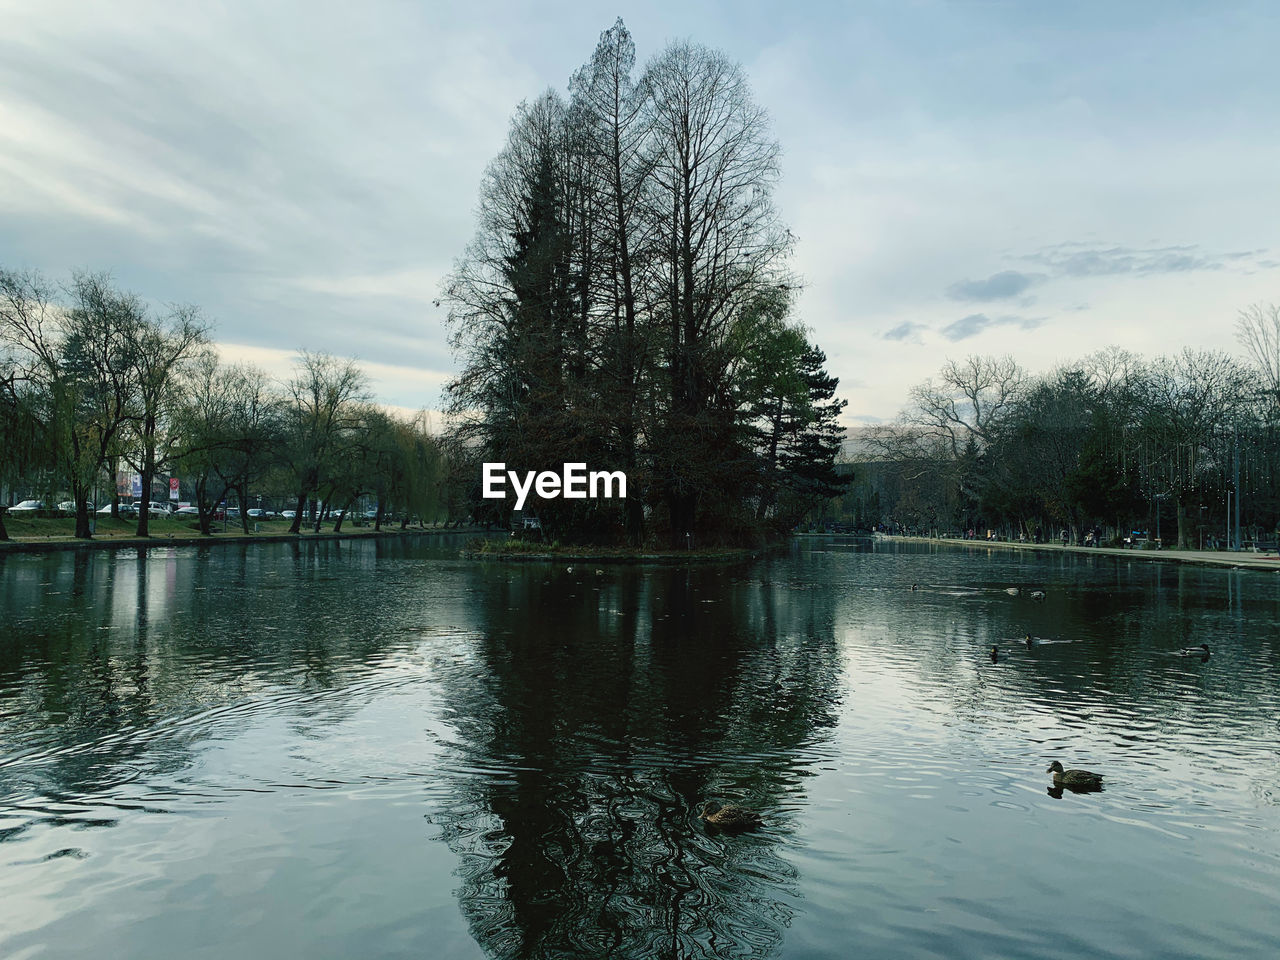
top-left (289, 493), bottom-right (306, 534)
top-left (107, 455), bottom-right (121, 519)
top-left (1176, 496), bottom-right (1191, 549)
top-left (238, 484), bottom-right (251, 534)
top-left (136, 467), bottom-right (153, 538)
top-left (334, 496), bottom-right (358, 534)
top-left (74, 487), bottom-right (92, 539)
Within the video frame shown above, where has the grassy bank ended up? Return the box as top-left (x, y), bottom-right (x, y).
top-left (0, 515), bottom-right (481, 554)
top-left (462, 537), bottom-right (761, 564)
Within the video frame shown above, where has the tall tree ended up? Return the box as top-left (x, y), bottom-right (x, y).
top-left (281, 352), bottom-right (369, 534)
top-left (642, 40), bottom-right (792, 544)
top-left (1137, 349), bottom-right (1249, 548)
top-left (2, 272), bottom-right (141, 538)
top-left (569, 18), bottom-right (653, 543)
top-left (124, 306), bottom-right (209, 537)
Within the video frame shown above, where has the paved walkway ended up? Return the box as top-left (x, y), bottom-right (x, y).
top-left (893, 536), bottom-right (1280, 571)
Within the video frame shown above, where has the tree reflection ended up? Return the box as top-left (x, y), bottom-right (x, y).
top-left (429, 564), bottom-right (842, 959)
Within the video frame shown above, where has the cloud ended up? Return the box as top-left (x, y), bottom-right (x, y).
top-left (946, 270), bottom-right (1043, 302)
top-left (882, 321), bottom-right (926, 342)
top-left (1020, 242), bottom-right (1232, 278)
top-left (940, 313), bottom-right (1044, 342)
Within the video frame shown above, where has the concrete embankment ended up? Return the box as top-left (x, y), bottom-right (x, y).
top-left (889, 535), bottom-right (1280, 572)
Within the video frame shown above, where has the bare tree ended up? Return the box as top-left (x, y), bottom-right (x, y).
top-left (642, 40), bottom-right (793, 543)
top-left (281, 352), bottom-right (370, 534)
top-left (125, 305), bottom-right (210, 537)
top-left (569, 19), bottom-right (654, 543)
top-left (215, 364), bottom-right (280, 534)
top-left (1137, 349), bottom-right (1249, 548)
top-left (906, 355), bottom-right (1026, 457)
top-left (173, 350), bottom-right (235, 535)
top-left (1237, 302), bottom-right (1280, 404)
top-left (1, 271), bottom-right (141, 537)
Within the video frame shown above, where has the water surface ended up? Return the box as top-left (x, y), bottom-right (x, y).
top-left (2, 537), bottom-right (1279, 959)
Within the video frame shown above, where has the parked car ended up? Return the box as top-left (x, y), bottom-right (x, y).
top-left (57, 500), bottom-right (94, 515)
top-left (280, 510), bottom-right (297, 520)
top-left (247, 508), bottom-right (271, 519)
top-left (96, 502), bottom-right (137, 516)
top-left (176, 506), bottom-right (200, 516)
top-left (8, 499), bottom-right (44, 514)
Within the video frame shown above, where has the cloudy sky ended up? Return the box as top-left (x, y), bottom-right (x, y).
top-left (2, 0), bottom-right (1277, 425)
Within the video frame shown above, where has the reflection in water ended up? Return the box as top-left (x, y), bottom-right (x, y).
top-left (1, 538), bottom-right (1280, 959)
top-left (428, 565), bottom-right (840, 958)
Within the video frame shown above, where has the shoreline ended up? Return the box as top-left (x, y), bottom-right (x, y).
top-left (461, 546), bottom-right (761, 565)
top-left (0, 526), bottom-right (485, 556)
top-left (460, 545), bottom-right (757, 568)
top-left (888, 534), bottom-right (1280, 572)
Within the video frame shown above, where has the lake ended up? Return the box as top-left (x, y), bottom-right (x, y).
top-left (2, 536), bottom-right (1280, 959)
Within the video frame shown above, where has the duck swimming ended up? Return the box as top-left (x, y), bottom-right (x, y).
top-left (699, 801), bottom-right (763, 830)
top-left (990, 645), bottom-right (1003, 662)
top-left (1180, 643), bottom-right (1211, 658)
top-left (1047, 761), bottom-right (1103, 789)
top-left (1025, 634), bottom-right (1034, 649)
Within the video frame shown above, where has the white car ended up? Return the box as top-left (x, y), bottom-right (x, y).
top-left (8, 499), bottom-right (43, 514)
top-left (176, 506), bottom-right (201, 516)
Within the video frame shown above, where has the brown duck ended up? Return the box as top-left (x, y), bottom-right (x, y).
top-left (699, 801), bottom-right (763, 830)
top-left (1047, 761), bottom-right (1103, 789)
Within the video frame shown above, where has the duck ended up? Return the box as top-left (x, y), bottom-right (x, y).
top-left (699, 801), bottom-right (763, 830)
top-left (910, 584), bottom-right (919, 592)
top-left (1025, 633), bottom-right (1034, 649)
top-left (990, 645), bottom-right (1003, 662)
top-left (1180, 643), bottom-right (1211, 658)
top-left (1029, 590), bottom-right (1046, 601)
top-left (1047, 761), bottom-right (1103, 789)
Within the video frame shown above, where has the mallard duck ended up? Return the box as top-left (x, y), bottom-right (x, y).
top-left (699, 801), bottom-right (763, 830)
top-left (910, 584), bottom-right (919, 592)
top-left (1030, 590), bottom-right (1046, 601)
top-left (990, 645), bottom-right (1003, 662)
top-left (1047, 761), bottom-right (1103, 789)
top-left (1025, 633), bottom-right (1034, 648)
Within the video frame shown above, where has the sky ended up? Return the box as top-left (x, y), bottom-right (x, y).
top-left (2, 0), bottom-right (1278, 426)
